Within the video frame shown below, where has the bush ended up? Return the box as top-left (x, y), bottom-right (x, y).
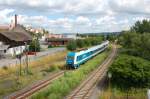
top-left (109, 54), bottom-right (150, 89)
top-left (66, 40), bottom-right (77, 51)
top-left (76, 39), bottom-right (85, 48)
top-left (44, 65), bottom-right (59, 72)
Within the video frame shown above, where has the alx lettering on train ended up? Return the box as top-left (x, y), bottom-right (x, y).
top-left (66, 40), bottom-right (109, 69)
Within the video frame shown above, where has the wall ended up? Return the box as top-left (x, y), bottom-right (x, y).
top-left (6, 46), bottom-right (25, 56)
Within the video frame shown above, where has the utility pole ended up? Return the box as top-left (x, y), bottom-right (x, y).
top-left (25, 42), bottom-right (29, 74)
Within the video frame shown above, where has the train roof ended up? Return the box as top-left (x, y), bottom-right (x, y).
top-left (75, 40), bottom-right (109, 55)
top-left (67, 40), bottom-right (109, 56)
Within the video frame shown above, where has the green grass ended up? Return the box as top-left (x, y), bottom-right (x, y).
top-left (100, 88), bottom-right (147, 99)
top-left (31, 48), bottom-right (111, 99)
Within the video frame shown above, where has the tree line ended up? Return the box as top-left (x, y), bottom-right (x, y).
top-left (119, 20), bottom-right (150, 60)
top-left (66, 36), bottom-right (104, 51)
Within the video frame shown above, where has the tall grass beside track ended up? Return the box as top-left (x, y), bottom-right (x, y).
top-left (100, 88), bottom-right (147, 99)
top-left (31, 47), bottom-right (112, 99)
top-left (0, 51), bottom-right (66, 98)
top-left (0, 51), bottom-right (66, 76)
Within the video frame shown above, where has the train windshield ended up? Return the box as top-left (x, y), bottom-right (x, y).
top-left (67, 56), bottom-right (74, 60)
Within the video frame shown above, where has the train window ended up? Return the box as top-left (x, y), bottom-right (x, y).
top-left (67, 56), bottom-right (74, 60)
top-left (77, 55), bottom-right (83, 61)
top-left (77, 56), bottom-right (80, 61)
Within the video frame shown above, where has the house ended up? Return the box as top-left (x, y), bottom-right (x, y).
top-left (0, 26), bottom-right (32, 56)
top-left (0, 15), bottom-right (32, 57)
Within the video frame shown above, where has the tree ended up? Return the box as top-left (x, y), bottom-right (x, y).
top-left (29, 39), bottom-right (41, 52)
top-left (131, 20), bottom-right (150, 33)
top-left (119, 32), bottom-right (150, 60)
top-left (66, 40), bottom-right (77, 51)
top-left (76, 39), bottom-right (85, 48)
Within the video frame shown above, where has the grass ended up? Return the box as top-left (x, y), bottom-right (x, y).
top-left (100, 88), bottom-right (147, 99)
top-left (31, 47), bottom-right (111, 99)
top-left (0, 51), bottom-right (66, 98)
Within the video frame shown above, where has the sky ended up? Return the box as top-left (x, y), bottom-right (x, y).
top-left (0, 0), bottom-right (150, 33)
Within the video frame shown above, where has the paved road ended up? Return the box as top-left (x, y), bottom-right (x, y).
top-left (0, 47), bottom-right (66, 68)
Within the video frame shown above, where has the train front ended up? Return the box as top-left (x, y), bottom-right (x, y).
top-left (66, 52), bottom-right (75, 68)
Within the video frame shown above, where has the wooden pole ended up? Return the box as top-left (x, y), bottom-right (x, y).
top-left (25, 42), bottom-right (29, 74)
top-left (19, 58), bottom-right (22, 75)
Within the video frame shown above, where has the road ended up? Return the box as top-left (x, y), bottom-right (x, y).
top-left (0, 47), bottom-right (66, 67)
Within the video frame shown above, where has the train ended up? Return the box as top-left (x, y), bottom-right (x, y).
top-left (66, 40), bottom-right (109, 68)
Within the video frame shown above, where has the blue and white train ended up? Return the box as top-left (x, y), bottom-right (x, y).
top-left (66, 40), bottom-right (109, 68)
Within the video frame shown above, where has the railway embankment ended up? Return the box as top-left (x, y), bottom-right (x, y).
top-left (31, 45), bottom-right (112, 99)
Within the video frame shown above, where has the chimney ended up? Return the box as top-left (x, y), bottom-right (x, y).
top-left (14, 14), bottom-right (17, 27)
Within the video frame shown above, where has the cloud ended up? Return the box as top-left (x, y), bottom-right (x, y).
top-left (0, 8), bottom-right (14, 23)
top-left (109, 0), bottom-right (150, 15)
top-left (0, 0), bottom-right (150, 33)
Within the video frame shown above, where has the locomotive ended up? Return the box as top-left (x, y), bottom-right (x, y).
top-left (66, 40), bottom-right (109, 68)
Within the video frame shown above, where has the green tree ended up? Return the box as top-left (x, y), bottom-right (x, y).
top-left (76, 39), bottom-right (85, 48)
top-left (131, 20), bottom-right (150, 33)
top-left (29, 39), bottom-right (41, 52)
top-left (119, 32), bottom-right (150, 60)
top-left (66, 40), bottom-right (77, 51)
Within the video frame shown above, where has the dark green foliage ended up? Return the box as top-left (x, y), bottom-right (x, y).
top-left (119, 20), bottom-right (150, 60)
top-left (66, 37), bottom-right (103, 51)
top-left (76, 39), bottom-right (85, 48)
top-left (106, 34), bottom-right (117, 42)
top-left (131, 20), bottom-right (150, 33)
top-left (66, 40), bottom-right (77, 51)
top-left (109, 54), bottom-right (150, 89)
top-left (83, 39), bottom-right (91, 46)
top-left (119, 32), bottom-right (150, 60)
top-left (29, 39), bottom-right (41, 52)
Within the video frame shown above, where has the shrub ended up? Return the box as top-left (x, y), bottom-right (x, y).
top-left (2, 66), bottom-right (8, 70)
top-left (66, 40), bottom-right (77, 51)
top-left (109, 54), bottom-right (150, 89)
top-left (76, 39), bottom-right (85, 48)
top-left (43, 65), bottom-right (59, 72)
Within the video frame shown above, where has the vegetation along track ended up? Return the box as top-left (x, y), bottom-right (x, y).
top-left (5, 71), bottom-right (64, 99)
top-left (66, 44), bottom-right (117, 99)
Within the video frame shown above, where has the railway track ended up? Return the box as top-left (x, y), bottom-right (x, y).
top-left (66, 44), bottom-right (117, 99)
top-left (5, 71), bottom-right (64, 99)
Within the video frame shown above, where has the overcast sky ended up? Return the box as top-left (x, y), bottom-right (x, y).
top-left (0, 0), bottom-right (150, 33)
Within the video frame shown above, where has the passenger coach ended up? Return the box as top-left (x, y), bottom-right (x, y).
top-left (66, 40), bottom-right (109, 68)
